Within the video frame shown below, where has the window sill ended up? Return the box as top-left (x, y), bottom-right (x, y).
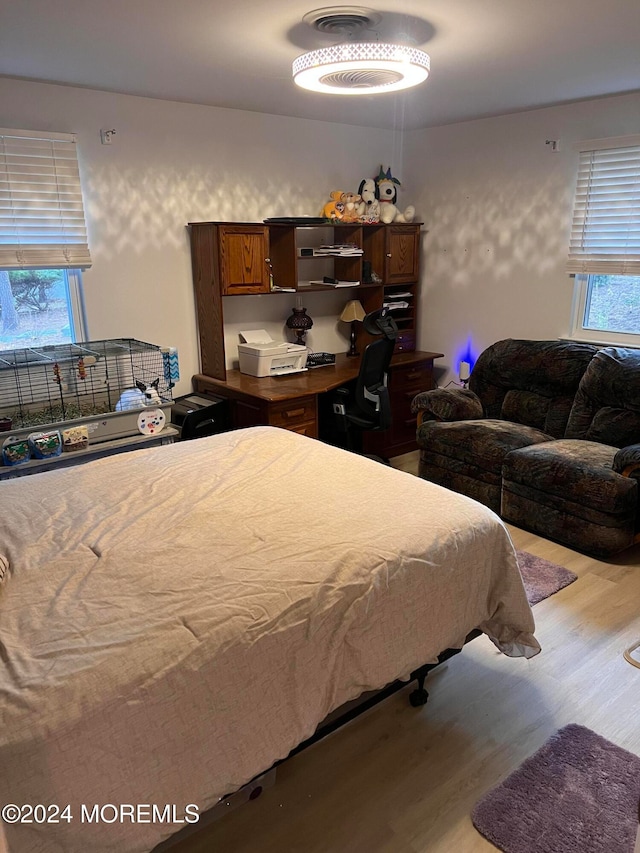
top-left (561, 334), bottom-right (640, 350)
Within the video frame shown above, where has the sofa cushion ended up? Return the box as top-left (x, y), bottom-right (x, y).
top-left (503, 439), bottom-right (637, 516)
top-left (585, 407), bottom-right (640, 448)
top-left (500, 390), bottom-right (577, 438)
top-left (566, 347), bottom-right (640, 447)
top-left (417, 418), bottom-right (552, 476)
top-left (470, 339), bottom-right (598, 437)
top-left (501, 389), bottom-right (549, 431)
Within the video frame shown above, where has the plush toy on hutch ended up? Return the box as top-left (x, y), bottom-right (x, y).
top-left (375, 166), bottom-right (415, 224)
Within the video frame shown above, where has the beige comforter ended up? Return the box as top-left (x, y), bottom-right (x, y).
top-left (0, 427), bottom-right (539, 852)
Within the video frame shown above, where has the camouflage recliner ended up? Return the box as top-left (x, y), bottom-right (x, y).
top-left (412, 339), bottom-right (640, 557)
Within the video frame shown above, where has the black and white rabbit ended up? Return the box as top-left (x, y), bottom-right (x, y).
top-left (115, 378), bottom-right (161, 411)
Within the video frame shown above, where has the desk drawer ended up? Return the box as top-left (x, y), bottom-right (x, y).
top-left (386, 359), bottom-right (436, 454)
top-left (285, 421), bottom-right (318, 439)
top-left (268, 396), bottom-right (317, 429)
top-left (391, 361), bottom-right (434, 393)
top-left (394, 332), bottom-right (416, 353)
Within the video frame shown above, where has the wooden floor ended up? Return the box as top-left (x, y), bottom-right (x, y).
top-left (167, 451), bottom-right (640, 853)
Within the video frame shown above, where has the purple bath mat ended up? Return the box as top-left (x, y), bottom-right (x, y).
top-left (472, 724), bottom-right (640, 853)
top-left (516, 550), bottom-right (578, 606)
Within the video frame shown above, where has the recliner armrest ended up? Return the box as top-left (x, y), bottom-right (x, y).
top-left (410, 388), bottom-right (484, 425)
top-left (613, 443), bottom-right (640, 478)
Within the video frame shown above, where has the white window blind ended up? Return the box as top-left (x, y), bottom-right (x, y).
top-left (0, 128), bottom-right (92, 269)
top-left (567, 135), bottom-right (640, 275)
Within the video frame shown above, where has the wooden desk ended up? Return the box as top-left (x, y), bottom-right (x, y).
top-left (193, 350), bottom-right (443, 457)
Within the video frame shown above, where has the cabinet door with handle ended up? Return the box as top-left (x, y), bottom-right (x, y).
top-left (384, 225), bottom-right (420, 284)
top-left (218, 225), bottom-right (270, 295)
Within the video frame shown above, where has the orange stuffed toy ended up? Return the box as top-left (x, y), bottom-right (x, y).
top-left (320, 190), bottom-right (345, 221)
top-left (340, 191), bottom-right (363, 223)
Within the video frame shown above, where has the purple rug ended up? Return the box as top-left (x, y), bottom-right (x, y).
top-left (516, 550), bottom-right (578, 606)
top-left (472, 724), bottom-right (640, 853)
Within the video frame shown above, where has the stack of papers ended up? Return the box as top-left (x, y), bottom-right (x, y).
top-left (314, 244), bottom-right (363, 256)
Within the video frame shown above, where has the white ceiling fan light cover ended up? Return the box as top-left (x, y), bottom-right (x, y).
top-left (293, 42), bottom-right (430, 94)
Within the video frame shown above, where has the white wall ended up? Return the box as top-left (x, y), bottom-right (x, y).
top-left (404, 91), bottom-right (640, 384)
top-left (0, 78), bottom-right (406, 393)
top-left (4, 77), bottom-right (639, 395)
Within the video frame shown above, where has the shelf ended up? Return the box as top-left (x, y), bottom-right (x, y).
top-left (188, 220), bottom-right (423, 382)
top-left (0, 427), bottom-right (179, 479)
top-left (296, 282), bottom-right (378, 293)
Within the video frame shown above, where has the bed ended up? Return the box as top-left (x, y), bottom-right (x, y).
top-left (0, 426), bottom-right (540, 853)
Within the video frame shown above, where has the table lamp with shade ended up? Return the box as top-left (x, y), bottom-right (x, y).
top-left (340, 299), bottom-right (366, 357)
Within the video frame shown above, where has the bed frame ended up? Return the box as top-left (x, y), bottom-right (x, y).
top-left (155, 630), bottom-right (482, 851)
top-left (289, 628), bottom-right (483, 756)
top-left (238, 630), bottom-right (482, 799)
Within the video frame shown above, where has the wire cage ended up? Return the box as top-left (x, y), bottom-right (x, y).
top-left (0, 338), bottom-right (176, 430)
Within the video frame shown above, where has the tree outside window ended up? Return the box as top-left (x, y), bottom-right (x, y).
top-left (0, 269), bottom-right (81, 350)
top-left (583, 275), bottom-right (640, 335)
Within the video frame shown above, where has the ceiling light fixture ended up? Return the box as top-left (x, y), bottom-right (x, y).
top-left (293, 7), bottom-right (430, 96)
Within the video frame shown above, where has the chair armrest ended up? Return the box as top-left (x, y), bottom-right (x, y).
top-left (613, 444), bottom-right (640, 478)
top-left (410, 388), bottom-right (484, 425)
top-left (377, 385), bottom-right (392, 431)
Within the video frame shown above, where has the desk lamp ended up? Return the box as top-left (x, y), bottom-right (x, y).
top-left (340, 300), bottom-right (366, 357)
top-left (286, 297), bottom-right (313, 347)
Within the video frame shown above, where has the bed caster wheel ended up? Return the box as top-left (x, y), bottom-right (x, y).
top-left (409, 688), bottom-right (429, 707)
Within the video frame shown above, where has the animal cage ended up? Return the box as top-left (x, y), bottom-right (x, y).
top-left (0, 338), bottom-right (177, 441)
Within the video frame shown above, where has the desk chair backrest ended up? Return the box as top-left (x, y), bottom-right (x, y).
top-left (351, 307), bottom-right (399, 430)
top-left (331, 308), bottom-right (399, 453)
top-left (353, 335), bottom-right (395, 429)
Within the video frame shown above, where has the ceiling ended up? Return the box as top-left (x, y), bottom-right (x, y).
top-left (1, 0), bottom-right (639, 131)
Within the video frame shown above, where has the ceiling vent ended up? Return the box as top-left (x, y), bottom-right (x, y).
top-left (302, 7), bottom-right (381, 35)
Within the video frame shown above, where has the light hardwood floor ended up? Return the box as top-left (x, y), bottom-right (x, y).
top-left (168, 451), bottom-right (640, 853)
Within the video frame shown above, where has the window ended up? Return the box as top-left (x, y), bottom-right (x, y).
top-left (568, 135), bottom-right (640, 345)
top-left (0, 268), bottom-right (86, 349)
top-left (0, 128), bottom-right (91, 350)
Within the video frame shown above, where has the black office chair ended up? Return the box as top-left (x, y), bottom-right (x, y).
top-left (332, 307), bottom-right (398, 456)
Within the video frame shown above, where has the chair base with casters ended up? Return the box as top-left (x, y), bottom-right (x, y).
top-left (331, 308), bottom-right (398, 461)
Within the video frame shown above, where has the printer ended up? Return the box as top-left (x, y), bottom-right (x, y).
top-left (237, 330), bottom-right (307, 377)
